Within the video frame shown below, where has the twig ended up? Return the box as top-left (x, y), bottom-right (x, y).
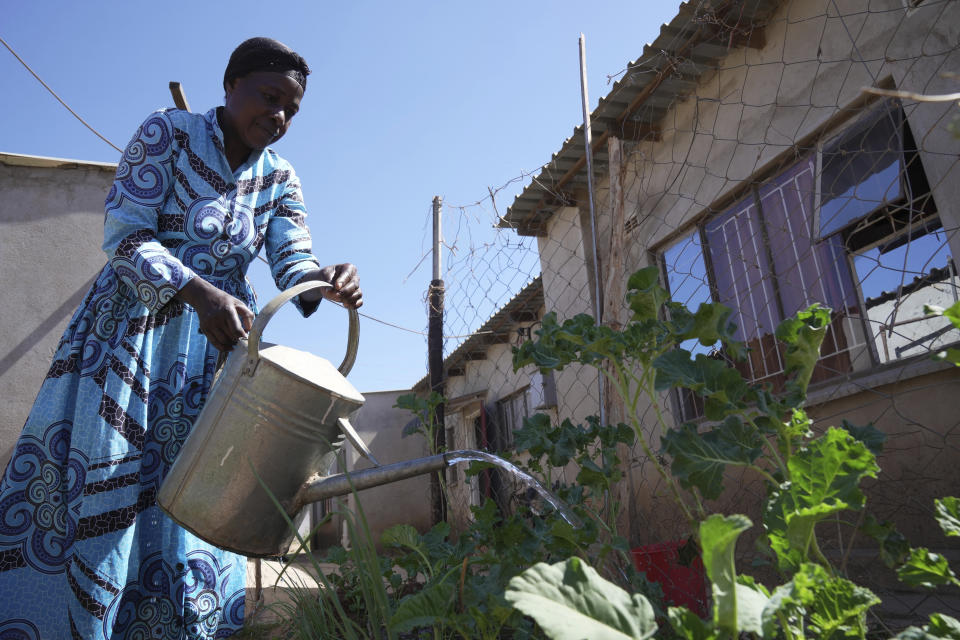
top-left (862, 86), bottom-right (960, 103)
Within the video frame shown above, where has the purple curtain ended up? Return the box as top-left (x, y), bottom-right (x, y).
top-left (758, 156), bottom-right (858, 316)
top-left (705, 198), bottom-right (780, 342)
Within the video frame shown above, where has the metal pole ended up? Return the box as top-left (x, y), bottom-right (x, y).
top-left (433, 196), bottom-right (442, 280)
top-left (428, 196), bottom-right (447, 523)
top-left (579, 34), bottom-right (606, 427)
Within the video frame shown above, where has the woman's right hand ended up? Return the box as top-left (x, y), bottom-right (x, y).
top-left (175, 278), bottom-right (254, 352)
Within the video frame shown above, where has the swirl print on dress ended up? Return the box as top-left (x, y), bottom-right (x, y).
top-left (0, 107), bottom-right (322, 638)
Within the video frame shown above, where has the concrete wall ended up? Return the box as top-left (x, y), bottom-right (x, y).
top-left (316, 389), bottom-right (433, 551)
top-left (0, 154), bottom-right (115, 470)
top-left (625, 0), bottom-right (960, 255)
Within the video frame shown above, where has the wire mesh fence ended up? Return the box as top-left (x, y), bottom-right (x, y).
top-left (414, 0), bottom-right (960, 630)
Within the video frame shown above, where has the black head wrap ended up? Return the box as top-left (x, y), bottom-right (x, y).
top-left (223, 37), bottom-right (310, 92)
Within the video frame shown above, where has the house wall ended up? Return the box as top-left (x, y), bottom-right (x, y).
top-left (537, 206), bottom-right (604, 428)
top-left (628, 0), bottom-right (960, 255)
top-left (534, 0), bottom-right (960, 555)
top-left (441, 304), bottom-right (599, 532)
top-left (0, 156), bottom-right (115, 470)
top-left (323, 389), bottom-right (434, 551)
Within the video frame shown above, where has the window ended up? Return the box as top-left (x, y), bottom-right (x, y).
top-left (661, 99), bottom-right (958, 418)
top-left (496, 388), bottom-right (530, 451)
top-left (817, 103), bottom-right (906, 237)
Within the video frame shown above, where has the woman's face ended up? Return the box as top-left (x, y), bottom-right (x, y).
top-left (222, 71), bottom-right (304, 151)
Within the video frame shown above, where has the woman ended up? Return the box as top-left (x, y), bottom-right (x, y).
top-left (0, 38), bottom-right (360, 638)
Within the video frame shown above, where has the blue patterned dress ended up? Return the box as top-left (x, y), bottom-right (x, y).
top-left (0, 107), bottom-right (322, 638)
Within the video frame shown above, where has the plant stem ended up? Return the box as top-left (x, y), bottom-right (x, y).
top-left (841, 509), bottom-right (866, 575)
top-left (636, 372), bottom-right (699, 527)
top-left (747, 464), bottom-right (781, 488)
top-left (810, 535), bottom-right (834, 575)
top-left (743, 413), bottom-right (789, 478)
top-left (777, 611), bottom-right (797, 640)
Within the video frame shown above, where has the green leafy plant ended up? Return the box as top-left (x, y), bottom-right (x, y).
top-left (503, 267), bottom-right (960, 639)
top-left (249, 457), bottom-right (401, 640)
top-left (264, 267), bottom-right (959, 638)
top-left (505, 556), bottom-right (657, 640)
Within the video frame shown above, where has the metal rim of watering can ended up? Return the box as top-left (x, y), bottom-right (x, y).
top-left (246, 280), bottom-right (359, 376)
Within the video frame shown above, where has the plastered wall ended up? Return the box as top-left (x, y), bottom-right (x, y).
top-left (0, 155), bottom-right (115, 470)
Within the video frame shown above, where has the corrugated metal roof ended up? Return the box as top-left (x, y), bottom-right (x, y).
top-left (413, 276), bottom-right (544, 392)
top-left (499, 0), bottom-right (781, 236)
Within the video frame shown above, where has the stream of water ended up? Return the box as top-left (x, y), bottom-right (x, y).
top-left (444, 450), bottom-right (583, 528)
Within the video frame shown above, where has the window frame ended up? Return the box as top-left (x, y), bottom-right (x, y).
top-left (496, 386), bottom-right (530, 451)
top-left (655, 95), bottom-right (956, 419)
top-left (812, 101), bottom-right (910, 241)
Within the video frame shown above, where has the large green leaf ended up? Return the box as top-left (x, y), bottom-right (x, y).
top-left (775, 304), bottom-right (831, 400)
top-left (671, 302), bottom-right (737, 349)
top-left (897, 548), bottom-right (958, 588)
top-left (381, 523), bottom-right (422, 551)
top-left (928, 614), bottom-right (960, 639)
top-left (652, 351), bottom-right (750, 414)
top-left (700, 514), bottom-right (752, 635)
top-left (859, 514), bottom-right (911, 568)
top-left (935, 497), bottom-right (960, 538)
top-left (505, 557), bottom-right (658, 640)
top-left (389, 580), bottom-right (455, 633)
top-left (896, 613), bottom-right (960, 640)
top-left (789, 427), bottom-right (878, 511)
top-left (771, 563), bottom-right (879, 640)
top-left (762, 579), bottom-right (805, 639)
top-left (668, 606), bottom-right (719, 640)
top-left (803, 569), bottom-right (879, 639)
top-left (735, 578), bottom-right (770, 636)
top-left (627, 266), bottom-right (669, 322)
top-left (662, 418), bottom-right (764, 500)
top-left (764, 428), bottom-right (878, 571)
top-left (839, 420), bottom-right (886, 455)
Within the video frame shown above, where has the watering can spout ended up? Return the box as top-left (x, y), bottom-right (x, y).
top-left (337, 417), bottom-right (380, 467)
top-left (289, 451), bottom-right (469, 514)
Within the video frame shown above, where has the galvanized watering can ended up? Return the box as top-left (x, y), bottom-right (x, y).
top-left (158, 280), bottom-right (381, 557)
top-left (159, 281), bottom-right (546, 557)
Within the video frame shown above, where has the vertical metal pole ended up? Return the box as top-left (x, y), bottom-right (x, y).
top-left (579, 33), bottom-right (606, 427)
top-left (428, 196), bottom-right (447, 523)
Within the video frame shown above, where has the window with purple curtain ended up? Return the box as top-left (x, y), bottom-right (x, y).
top-left (659, 98), bottom-right (953, 419)
top-left (704, 196), bottom-right (784, 384)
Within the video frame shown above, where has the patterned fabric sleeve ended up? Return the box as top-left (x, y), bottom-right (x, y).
top-left (265, 167), bottom-right (323, 316)
top-left (102, 110), bottom-right (197, 313)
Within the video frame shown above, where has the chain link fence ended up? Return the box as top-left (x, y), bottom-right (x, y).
top-left (412, 0), bottom-right (960, 629)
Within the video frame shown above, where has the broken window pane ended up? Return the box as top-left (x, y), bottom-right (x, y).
top-left (663, 229), bottom-right (715, 356)
top-left (819, 104), bottom-right (904, 237)
top-left (854, 222), bottom-right (959, 362)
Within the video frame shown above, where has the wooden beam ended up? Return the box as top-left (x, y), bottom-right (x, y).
top-left (169, 82), bottom-right (190, 111)
top-left (597, 118), bottom-right (662, 142)
top-left (479, 331), bottom-right (512, 345)
top-left (510, 310), bottom-right (539, 323)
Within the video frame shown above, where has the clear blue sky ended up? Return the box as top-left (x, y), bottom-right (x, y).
top-left (1, 0), bottom-right (680, 392)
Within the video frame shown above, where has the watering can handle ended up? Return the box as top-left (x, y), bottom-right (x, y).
top-left (246, 280), bottom-right (359, 376)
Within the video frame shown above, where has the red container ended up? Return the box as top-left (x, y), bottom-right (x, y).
top-left (631, 540), bottom-right (708, 617)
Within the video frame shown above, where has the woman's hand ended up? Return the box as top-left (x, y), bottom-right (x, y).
top-left (300, 264), bottom-right (363, 309)
top-left (175, 278), bottom-right (255, 352)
